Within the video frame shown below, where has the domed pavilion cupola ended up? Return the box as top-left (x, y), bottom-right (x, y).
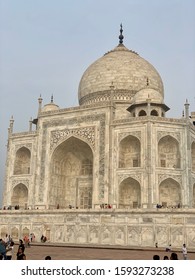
top-left (127, 78), bottom-right (169, 117)
top-left (42, 95), bottom-right (60, 112)
top-left (78, 25), bottom-right (164, 106)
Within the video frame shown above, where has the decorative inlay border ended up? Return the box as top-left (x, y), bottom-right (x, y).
top-left (15, 143), bottom-right (32, 152)
top-left (50, 127), bottom-right (95, 151)
top-left (118, 131), bottom-right (141, 142)
top-left (158, 174), bottom-right (182, 185)
top-left (157, 131), bottom-right (180, 142)
top-left (118, 173), bottom-right (142, 185)
top-left (12, 179), bottom-right (29, 188)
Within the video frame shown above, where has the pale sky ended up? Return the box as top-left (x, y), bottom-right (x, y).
top-left (0, 0), bottom-right (195, 206)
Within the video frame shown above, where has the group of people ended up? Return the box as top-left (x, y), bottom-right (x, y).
top-left (153, 252), bottom-right (178, 260)
top-left (0, 235), bottom-right (28, 260)
top-left (0, 234), bottom-right (15, 260)
top-left (153, 243), bottom-right (188, 260)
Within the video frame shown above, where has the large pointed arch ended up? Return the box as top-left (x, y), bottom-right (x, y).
top-left (119, 177), bottom-right (141, 209)
top-left (11, 183), bottom-right (28, 208)
top-left (159, 178), bottom-right (181, 207)
top-left (49, 136), bottom-right (93, 209)
top-left (13, 147), bottom-right (31, 175)
top-left (119, 135), bottom-right (141, 168)
top-left (158, 135), bottom-right (180, 168)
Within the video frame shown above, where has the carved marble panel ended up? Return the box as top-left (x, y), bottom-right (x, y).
top-left (127, 226), bottom-right (141, 246)
top-left (101, 226), bottom-right (113, 244)
top-left (89, 225), bottom-right (100, 244)
top-left (76, 225), bottom-right (88, 243)
top-left (115, 226), bottom-right (126, 245)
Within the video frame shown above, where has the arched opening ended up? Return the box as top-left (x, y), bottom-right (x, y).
top-left (192, 142), bottom-right (195, 172)
top-left (119, 135), bottom-right (141, 168)
top-left (11, 183), bottom-right (28, 208)
top-left (119, 177), bottom-right (141, 209)
top-left (13, 147), bottom-right (31, 175)
top-left (158, 135), bottom-right (180, 168)
top-left (159, 178), bottom-right (181, 207)
top-left (49, 136), bottom-right (93, 209)
top-left (151, 109), bottom-right (158, 116)
top-left (138, 110), bottom-right (147, 116)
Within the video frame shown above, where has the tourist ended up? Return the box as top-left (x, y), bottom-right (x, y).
top-left (45, 255), bottom-right (51, 260)
top-left (6, 241), bottom-right (15, 260)
top-left (16, 247), bottom-right (26, 260)
top-left (182, 244), bottom-right (187, 260)
top-left (170, 252), bottom-right (178, 260)
top-left (18, 239), bottom-right (25, 252)
top-left (4, 234), bottom-right (9, 245)
top-left (153, 254), bottom-right (160, 260)
top-left (166, 244), bottom-right (171, 252)
top-left (0, 239), bottom-right (7, 260)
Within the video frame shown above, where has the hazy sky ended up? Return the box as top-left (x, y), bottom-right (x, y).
top-left (0, 0), bottom-right (195, 206)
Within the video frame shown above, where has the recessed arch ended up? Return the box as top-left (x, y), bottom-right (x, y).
top-left (49, 136), bottom-right (93, 209)
top-left (119, 135), bottom-right (141, 168)
top-left (151, 109), bottom-right (158, 116)
top-left (138, 110), bottom-right (147, 116)
top-left (119, 177), bottom-right (141, 209)
top-left (158, 135), bottom-right (180, 168)
top-left (13, 147), bottom-right (31, 175)
top-left (159, 178), bottom-right (181, 207)
top-left (11, 183), bottom-right (28, 208)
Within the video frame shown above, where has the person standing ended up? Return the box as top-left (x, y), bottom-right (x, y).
top-left (0, 239), bottom-right (7, 260)
top-left (182, 244), bottom-right (187, 260)
top-left (6, 241), bottom-right (14, 260)
top-left (16, 247), bottom-right (26, 260)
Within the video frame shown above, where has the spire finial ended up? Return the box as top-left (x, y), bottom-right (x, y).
top-left (119, 23), bottom-right (124, 44)
top-left (51, 94), bottom-right (53, 103)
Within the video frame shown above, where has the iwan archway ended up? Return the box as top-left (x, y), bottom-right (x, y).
top-left (49, 136), bottom-right (93, 209)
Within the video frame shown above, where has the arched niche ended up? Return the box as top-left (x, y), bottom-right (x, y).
top-left (158, 135), bottom-right (180, 168)
top-left (192, 142), bottom-right (195, 172)
top-left (11, 183), bottom-right (28, 208)
top-left (119, 135), bottom-right (141, 168)
top-left (151, 109), bottom-right (158, 116)
top-left (13, 147), bottom-right (31, 175)
top-left (138, 110), bottom-right (147, 116)
top-left (159, 178), bottom-right (181, 207)
top-left (11, 227), bottom-right (19, 240)
top-left (119, 177), bottom-right (141, 209)
top-left (49, 136), bottom-right (93, 209)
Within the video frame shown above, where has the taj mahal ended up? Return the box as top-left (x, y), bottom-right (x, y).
top-left (1, 26), bottom-right (195, 248)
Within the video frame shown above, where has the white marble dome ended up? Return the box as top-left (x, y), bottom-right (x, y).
top-left (78, 43), bottom-right (164, 105)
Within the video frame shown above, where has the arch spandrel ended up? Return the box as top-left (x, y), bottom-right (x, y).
top-left (50, 127), bottom-right (95, 153)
